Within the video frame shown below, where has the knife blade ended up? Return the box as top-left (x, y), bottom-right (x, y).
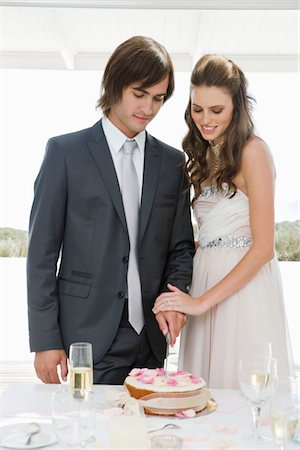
top-left (164, 332), bottom-right (171, 377)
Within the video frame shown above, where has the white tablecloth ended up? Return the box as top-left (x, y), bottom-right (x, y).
top-left (0, 383), bottom-right (298, 449)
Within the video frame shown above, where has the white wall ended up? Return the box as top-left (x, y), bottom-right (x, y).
top-left (0, 70), bottom-right (299, 231)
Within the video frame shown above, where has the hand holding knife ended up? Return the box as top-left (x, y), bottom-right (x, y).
top-left (164, 332), bottom-right (171, 378)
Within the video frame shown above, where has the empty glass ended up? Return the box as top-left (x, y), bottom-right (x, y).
top-left (52, 388), bottom-right (95, 448)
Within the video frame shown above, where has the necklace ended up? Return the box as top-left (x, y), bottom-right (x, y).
top-left (207, 141), bottom-right (224, 174)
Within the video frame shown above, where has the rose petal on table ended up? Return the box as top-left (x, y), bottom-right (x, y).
top-left (210, 439), bottom-right (236, 449)
top-left (103, 406), bottom-right (124, 416)
top-left (182, 409), bottom-right (196, 418)
top-left (214, 425), bottom-right (237, 434)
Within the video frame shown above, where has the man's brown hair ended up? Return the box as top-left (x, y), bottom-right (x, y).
top-left (97, 35), bottom-right (174, 115)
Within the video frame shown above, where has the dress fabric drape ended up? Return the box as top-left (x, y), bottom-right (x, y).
top-left (178, 185), bottom-right (294, 389)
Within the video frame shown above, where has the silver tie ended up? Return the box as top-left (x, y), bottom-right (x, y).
top-left (121, 139), bottom-right (144, 334)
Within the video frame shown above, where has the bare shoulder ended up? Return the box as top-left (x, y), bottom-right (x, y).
top-left (241, 136), bottom-right (275, 173)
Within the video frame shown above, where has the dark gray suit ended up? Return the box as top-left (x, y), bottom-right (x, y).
top-left (27, 120), bottom-right (194, 377)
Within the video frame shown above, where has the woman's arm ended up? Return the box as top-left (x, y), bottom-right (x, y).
top-left (153, 138), bottom-right (276, 316)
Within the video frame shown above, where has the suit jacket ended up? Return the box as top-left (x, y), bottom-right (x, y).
top-left (27, 120), bottom-right (195, 363)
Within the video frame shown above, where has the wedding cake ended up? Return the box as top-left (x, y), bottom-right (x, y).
top-left (124, 368), bottom-right (209, 416)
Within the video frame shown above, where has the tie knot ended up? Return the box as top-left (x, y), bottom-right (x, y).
top-left (123, 139), bottom-right (136, 155)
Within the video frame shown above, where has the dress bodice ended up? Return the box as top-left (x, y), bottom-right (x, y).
top-left (193, 185), bottom-right (252, 248)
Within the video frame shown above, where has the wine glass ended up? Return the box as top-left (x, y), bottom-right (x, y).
top-left (239, 356), bottom-right (277, 442)
top-left (69, 342), bottom-right (93, 392)
top-left (250, 341), bottom-right (272, 359)
top-left (52, 388), bottom-right (96, 448)
top-left (270, 377), bottom-right (299, 449)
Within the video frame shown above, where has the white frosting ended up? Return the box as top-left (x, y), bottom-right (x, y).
top-left (125, 368), bottom-right (206, 393)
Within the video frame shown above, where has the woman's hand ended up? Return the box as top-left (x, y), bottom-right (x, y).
top-left (152, 283), bottom-right (202, 316)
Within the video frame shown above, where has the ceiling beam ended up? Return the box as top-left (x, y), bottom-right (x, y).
top-left (45, 10), bottom-right (75, 69)
top-left (2, 52), bottom-right (298, 72)
top-left (0, 1), bottom-right (298, 10)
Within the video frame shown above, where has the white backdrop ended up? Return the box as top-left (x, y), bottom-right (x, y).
top-left (0, 69), bottom-right (299, 231)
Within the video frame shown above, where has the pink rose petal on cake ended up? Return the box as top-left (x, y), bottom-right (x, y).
top-left (136, 375), bottom-right (154, 384)
top-left (189, 374), bottom-right (200, 383)
top-left (171, 370), bottom-right (186, 376)
top-left (128, 368), bottom-right (142, 377)
top-left (156, 368), bottom-right (165, 376)
top-left (167, 378), bottom-right (178, 386)
top-left (175, 412), bottom-right (186, 418)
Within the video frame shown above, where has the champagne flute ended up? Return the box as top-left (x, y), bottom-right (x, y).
top-left (239, 356), bottom-right (277, 442)
top-left (270, 377), bottom-right (299, 450)
top-left (69, 342), bottom-right (93, 393)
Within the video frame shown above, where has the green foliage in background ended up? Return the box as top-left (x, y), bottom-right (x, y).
top-left (275, 220), bottom-right (300, 261)
top-left (193, 220), bottom-right (299, 262)
top-left (0, 228), bottom-right (28, 257)
top-left (0, 221), bottom-right (299, 260)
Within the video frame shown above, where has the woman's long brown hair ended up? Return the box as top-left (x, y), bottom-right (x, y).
top-left (183, 54), bottom-right (255, 201)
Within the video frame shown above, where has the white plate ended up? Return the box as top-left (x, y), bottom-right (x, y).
top-left (0, 423), bottom-right (57, 449)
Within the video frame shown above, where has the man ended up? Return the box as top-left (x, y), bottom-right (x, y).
top-left (27, 36), bottom-right (194, 385)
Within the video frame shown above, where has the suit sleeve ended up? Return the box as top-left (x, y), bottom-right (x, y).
top-left (27, 138), bottom-right (67, 352)
top-left (161, 153), bottom-right (195, 293)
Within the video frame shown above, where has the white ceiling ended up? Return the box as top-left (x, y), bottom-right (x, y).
top-left (1, 1), bottom-right (299, 72)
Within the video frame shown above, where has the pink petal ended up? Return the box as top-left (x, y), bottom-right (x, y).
top-left (167, 378), bottom-right (178, 386)
top-left (136, 375), bottom-right (154, 384)
top-left (128, 368), bottom-right (142, 377)
top-left (171, 370), bottom-right (186, 376)
top-left (181, 409), bottom-right (196, 418)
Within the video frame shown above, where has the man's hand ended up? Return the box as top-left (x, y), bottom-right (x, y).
top-left (34, 349), bottom-right (68, 384)
top-left (155, 310), bottom-right (187, 347)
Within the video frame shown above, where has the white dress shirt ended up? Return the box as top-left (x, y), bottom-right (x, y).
top-left (102, 116), bottom-right (145, 203)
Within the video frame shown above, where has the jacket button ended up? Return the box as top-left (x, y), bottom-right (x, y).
top-left (118, 291), bottom-right (125, 299)
top-left (122, 256), bottom-right (129, 263)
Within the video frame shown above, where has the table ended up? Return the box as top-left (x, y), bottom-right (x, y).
top-left (0, 383), bottom-right (298, 449)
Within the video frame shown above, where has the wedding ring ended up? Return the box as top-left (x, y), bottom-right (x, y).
top-left (168, 300), bottom-right (171, 306)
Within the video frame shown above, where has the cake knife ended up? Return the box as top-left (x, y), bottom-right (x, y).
top-left (164, 332), bottom-right (171, 377)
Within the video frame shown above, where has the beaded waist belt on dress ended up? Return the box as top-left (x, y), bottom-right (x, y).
top-left (205, 236), bottom-right (253, 248)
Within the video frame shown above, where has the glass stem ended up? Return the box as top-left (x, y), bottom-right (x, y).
top-left (251, 405), bottom-right (261, 441)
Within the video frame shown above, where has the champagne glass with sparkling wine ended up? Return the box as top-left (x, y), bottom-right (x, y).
top-left (270, 377), bottom-right (299, 450)
top-left (239, 356), bottom-right (277, 442)
top-left (69, 342), bottom-right (93, 392)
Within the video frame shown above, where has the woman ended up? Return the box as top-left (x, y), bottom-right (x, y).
top-left (153, 54), bottom-right (293, 388)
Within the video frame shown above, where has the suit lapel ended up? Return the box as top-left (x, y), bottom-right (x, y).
top-left (86, 121), bottom-right (127, 231)
top-left (139, 133), bottom-right (161, 242)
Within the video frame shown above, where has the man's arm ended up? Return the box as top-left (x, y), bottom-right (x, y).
top-left (156, 153), bottom-right (195, 345)
top-left (27, 138), bottom-right (67, 380)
